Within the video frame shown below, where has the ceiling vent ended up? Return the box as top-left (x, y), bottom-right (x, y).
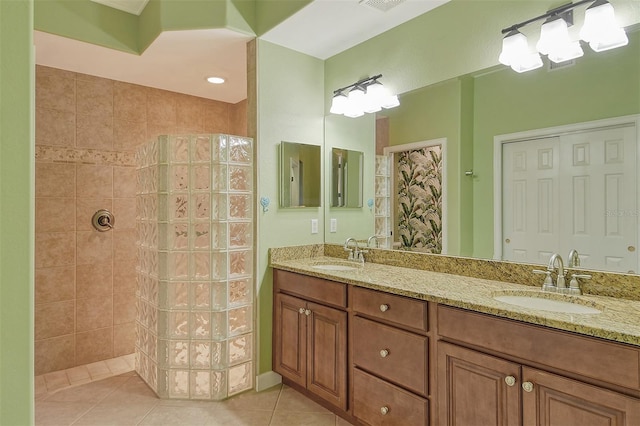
top-left (359, 0), bottom-right (407, 13)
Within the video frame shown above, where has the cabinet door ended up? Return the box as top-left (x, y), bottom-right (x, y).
top-left (522, 367), bottom-right (640, 426)
top-left (306, 300), bottom-right (348, 410)
top-left (274, 293), bottom-right (306, 388)
top-left (438, 342), bottom-right (521, 426)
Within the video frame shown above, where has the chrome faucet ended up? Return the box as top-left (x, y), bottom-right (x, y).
top-left (567, 249), bottom-right (580, 268)
top-left (367, 235), bottom-right (379, 248)
top-left (547, 253), bottom-right (566, 290)
top-left (344, 237), bottom-right (360, 261)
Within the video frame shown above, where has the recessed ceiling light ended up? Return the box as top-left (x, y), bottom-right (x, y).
top-left (206, 76), bottom-right (225, 84)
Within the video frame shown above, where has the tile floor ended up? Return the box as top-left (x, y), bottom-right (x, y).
top-left (36, 364), bottom-right (354, 425)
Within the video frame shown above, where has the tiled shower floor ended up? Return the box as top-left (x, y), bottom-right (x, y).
top-left (35, 357), bottom-right (352, 425)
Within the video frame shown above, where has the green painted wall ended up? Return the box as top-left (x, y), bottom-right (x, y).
top-left (256, 40), bottom-right (325, 375)
top-left (472, 29), bottom-right (640, 259)
top-left (0, 0), bottom-right (35, 424)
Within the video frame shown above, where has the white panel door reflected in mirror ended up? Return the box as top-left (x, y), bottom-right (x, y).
top-left (331, 148), bottom-right (364, 208)
top-left (280, 141), bottom-right (322, 208)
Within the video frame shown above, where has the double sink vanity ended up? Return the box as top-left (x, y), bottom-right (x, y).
top-left (269, 244), bottom-right (640, 426)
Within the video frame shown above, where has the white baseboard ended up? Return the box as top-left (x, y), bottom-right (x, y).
top-left (255, 371), bottom-right (282, 392)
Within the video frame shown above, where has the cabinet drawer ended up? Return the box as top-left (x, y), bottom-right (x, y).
top-left (353, 368), bottom-right (428, 426)
top-left (438, 306), bottom-right (640, 391)
top-left (352, 286), bottom-right (428, 331)
top-left (274, 269), bottom-right (347, 308)
top-left (352, 316), bottom-right (428, 396)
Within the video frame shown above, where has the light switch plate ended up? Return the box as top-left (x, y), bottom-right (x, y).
top-left (311, 219), bottom-right (319, 234)
top-left (330, 218), bottom-right (337, 233)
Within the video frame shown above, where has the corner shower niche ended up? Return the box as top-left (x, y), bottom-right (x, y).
top-left (135, 134), bottom-right (254, 400)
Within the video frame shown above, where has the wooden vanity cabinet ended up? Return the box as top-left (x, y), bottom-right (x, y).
top-left (437, 305), bottom-right (640, 426)
top-left (350, 287), bottom-right (430, 426)
top-left (273, 270), bottom-right (348, 411)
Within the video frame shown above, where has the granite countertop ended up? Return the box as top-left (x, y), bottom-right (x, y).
top-left (270, 255), bottom-right (640, 347)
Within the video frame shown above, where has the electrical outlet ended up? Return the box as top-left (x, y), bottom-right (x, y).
top-left (330, 218), bottom-right (337, 233)
top-left (311, 219), bottom-right (319, 234)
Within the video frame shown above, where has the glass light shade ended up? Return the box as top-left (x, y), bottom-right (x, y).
top-left (589, 28), bottom-right (628, 52)
top-left (536, 17), bottom-right (571, 55)
top-left (499, 30), bottom-right (529, 66)
top-left (580, 0), bottom-right (617, 42)
top-left (363, 81), bottom-right (388, 113)
top-left (330, 93), bottom-right (348, 114)
top-left (381, 94), bottom-right (400, 109)
top-left (510, 52), bottom-right (544, 73)
top-left (548, 41), bottom-right (584, 63)
top-left (347, 86), bottom-right (366, 109)
top-left (343, 102), bottom-right (365, 118)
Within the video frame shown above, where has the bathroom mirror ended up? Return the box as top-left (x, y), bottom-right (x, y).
top-left (331, 148), bottom-right (363, 208)
top-left (280, 141), bottom-right (321, 208)
top-left (324, 28), bottom-right (640, 274)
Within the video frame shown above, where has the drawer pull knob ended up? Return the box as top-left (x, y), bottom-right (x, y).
top-left (379, 304), bottom-right (390, 312)
top-left (298, 308), bottom-right (305, 314)
top-left (504, 376), bottom-right (516, 387)
top-left (380, 406), bottom-right (389, 415)
top-left (379, 349), bottom-right (389, 358)
top-left (304, 309), bottom-right (311, 316)
top-left (522, 381), bottom-right (534, 393)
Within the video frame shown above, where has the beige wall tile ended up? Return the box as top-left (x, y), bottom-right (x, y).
top-left (76, 164), bottom-right (113, 198)
top-left (76, 113), bottom-right (114, 150)
top-left (113, 228), bottom-right (137, 261)
top-left (36, 265), bottom-right (75, 305)
top-left (114, 82), bottom-right (147, 123)
top-left (76, 263), bottom-right (113, 300)
top-left (36, 162), bottom-right (75, 198)
top-left (113, 259), bottom-right (136, 293)
top-left (113, 323), bottom-right (135, 357)
top-left (113, 292), bottom-right (135, 325)
top-left (77, 296), bottom-right (113, 332)
top-left (36, 232), bottom-right (75, 268)
top-left (35, 335), bottom-right (75, 375)
top-left (113, 198), bottom-right (136, 230)
top-left (147, 122), bottom-right (177, 142)
top-left (204, 100), bottom-right (229, 133)
top-left (113, 167), bottom-right (136, 198)
top-left (36, 69), bottom-right (76, 113)
top-left (36, 65), bottom-right (76, 80)
top-left (176, 94), bottom-right (205, 133)
top-left (35, 300), bottom-right (75, 340)
top-left (36, 197), bottom-right (76, 233)
top-left (147, 89), bottom-right (177, 125)
top-left (76, 198), bottom-right (113, 232)
top-left (76, 327), bottom-right (113, 365)
top-left (36, 108), bottom-right (76, 147)
top-left (113, 119), bottom-right (147, 152)
top-left (229, 99), bottom-right (248, 137)
top-left (76, 230), bottom-right (113, 266)
top-left (76, 76), bottom-right (114, 117)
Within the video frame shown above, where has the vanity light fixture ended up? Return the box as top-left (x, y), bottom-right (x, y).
top-left (499, 0), bottom-right (628, 72)
top-left (330, 75), bottom-right (400, 117)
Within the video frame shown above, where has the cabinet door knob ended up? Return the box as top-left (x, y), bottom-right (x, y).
top-left (522, 381), bottom-right (534, 393)
top-left (380, 406), bottom-right (389, 415)
top-left (379, 304), bottom-right (389, 312)
top-left (504, 376), bottom-right (516, 387)
top-left (298, 308), bottom-right (305, 314)
top-left (304, 309), bottom-right (311, 316)
top-left (379, 349), bottom-right (389, 358)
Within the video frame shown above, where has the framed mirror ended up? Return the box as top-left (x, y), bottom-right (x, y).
top-left (331, 148), bottom-right (364, 208)
top-left (279, 141), bottom-right (321, 208)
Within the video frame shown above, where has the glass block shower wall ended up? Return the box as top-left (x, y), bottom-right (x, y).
top-left (375, 155), bottom-right (392, 249)
top-left (135, 134), bottom-right (254, 400)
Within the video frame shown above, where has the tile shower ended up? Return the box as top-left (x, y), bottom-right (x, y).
top-left (34, 65), bottom-right (248, 377)
top-left (135, 134), bottom-right (253, 400)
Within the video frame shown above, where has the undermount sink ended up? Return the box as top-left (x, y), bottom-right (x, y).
top-left (493, 292), bottom-right (602, 314)
top-left (312, 263), bottom-right (358, 272)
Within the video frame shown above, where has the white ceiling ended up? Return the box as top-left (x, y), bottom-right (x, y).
top-left (261, 0), bottom-right (449, 60)
top-left (34, 0), bottom-right (450, 103)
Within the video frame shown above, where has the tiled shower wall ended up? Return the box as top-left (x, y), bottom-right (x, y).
top-left (34, 65), bottom-right (247, 375)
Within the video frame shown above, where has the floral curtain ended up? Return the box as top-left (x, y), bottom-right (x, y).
top-left (397, 146), bottom-right (443, 253)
